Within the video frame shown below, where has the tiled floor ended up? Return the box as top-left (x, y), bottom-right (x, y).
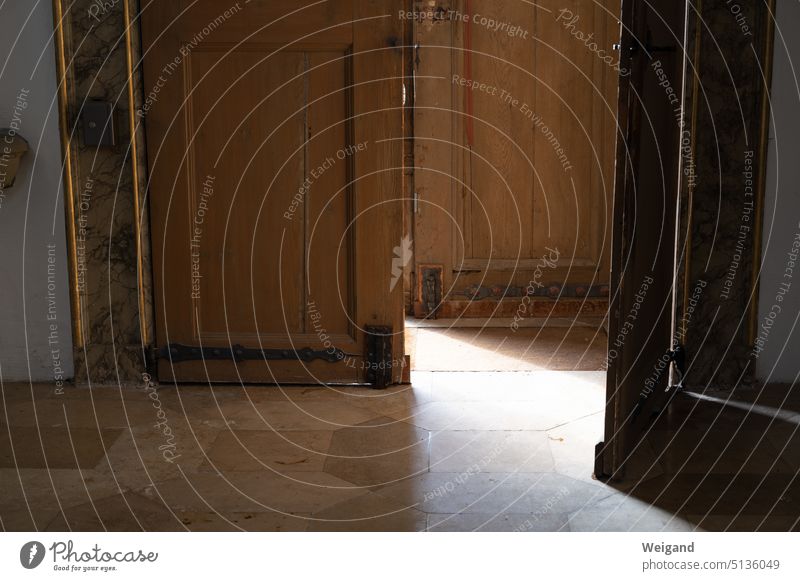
top-left (1, 372), bottom-right (798, 531)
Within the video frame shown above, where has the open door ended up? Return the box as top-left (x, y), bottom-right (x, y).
top-left (141, 1), bottom-right (405, 385)
top-left (411, 1), bottom-right (619, 321)
top-left (600, 0), bottom-right (688, 477)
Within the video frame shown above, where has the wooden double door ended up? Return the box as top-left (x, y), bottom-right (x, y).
top-left (141, 0), bottom-right (691, 480)
top-left (141, 0), bottom-right (405, 384)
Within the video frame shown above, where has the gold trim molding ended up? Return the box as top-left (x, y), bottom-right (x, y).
top-left (748, 0), bottom-right (777, 345)
top-left (51, 0), bottom-right (83, 349)
top-left (123, 0), bottom-right (150, 347)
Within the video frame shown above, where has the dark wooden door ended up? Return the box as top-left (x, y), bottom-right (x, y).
top-left (600, 0), bottom-right (687, 476)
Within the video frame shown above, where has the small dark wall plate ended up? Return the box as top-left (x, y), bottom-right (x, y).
top-left (81, 100), bottom-right (116, 147)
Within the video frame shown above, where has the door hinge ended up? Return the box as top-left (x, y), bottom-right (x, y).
top-left (364, 325), bottom-right (393, 389)
top-left (156, 343), bottom-right (349, 364)
top-left (417, 264), bottom-right (443, 318)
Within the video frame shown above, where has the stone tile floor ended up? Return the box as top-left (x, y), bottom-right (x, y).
top-left (1, 372), bottom-right (798, 531)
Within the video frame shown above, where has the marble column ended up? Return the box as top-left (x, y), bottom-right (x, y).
top-left (675, 0), bottom-right (774, 389)
top-left (55, 0), bottom-right (153, 385)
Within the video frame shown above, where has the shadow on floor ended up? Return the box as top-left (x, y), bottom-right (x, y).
top-left (1, 375), bottom-right (797, 531)
top-left (606, 389), bottom-right (800, 531)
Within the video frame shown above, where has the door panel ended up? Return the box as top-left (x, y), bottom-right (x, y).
top-left (466, 1), bottom-right (535, 263)
top-left (142, 0), bottom-right (404, 383)
top-left (187, 48), bottom-right (307, 339)
top-left (600, 0), bottom-right (687, 477)
top-left (412, 0), bottom-right (619, 318)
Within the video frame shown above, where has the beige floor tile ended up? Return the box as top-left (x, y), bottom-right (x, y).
top-left (3, 394), bottom-right (163, 429)
top-left (566, 493), bottom-right (699, 532)
top-left (375, 471), bottom-right (611, 515)
top-left (172, 510), bottom-right (309, 532)
top-left (427, 512), bottom-right (570, 532)
top-left (308, 492), bottom-right (427, 532)
top-left (390, 400), bottom-right (595, 431)
top-left (546, 412), bottom-right (607, 487)
top-left (429, 430), bottom-right (554, 473)
top-left (0, 426), bottom-right (121, 469)
top-left (324, 417), bottom-right (429, 487)
top-left (426, 370), bottom-right (605, 403)
top-left (235, 384), bottom-right (434, 418)
top-left (1, 506), bottom-right (60, 531)
top-left (338, 385), bottom-right (434, 417)
top-left (44, 491), bottom-right (177, 531)
top-left (0, 468), bottom-right (122, 515)
top-left (94, 425), bottom-right (217, 491)
top-left (169, 399), bottom-right (381, 432)
top-left (200, 429), bottom-right (333, 472)
top-left (241, 386), bottom-right (342, 402)
top-left (137, 471), bottom-right (368, 514)
top-left (1, 383), bottom-right (66, 402)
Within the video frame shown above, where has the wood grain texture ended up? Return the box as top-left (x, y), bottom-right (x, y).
top-left (413, 0), bottom-right (620, 313)
top-left (142, 0), bottom-right (404, 383)
top-left (602, 0), bottom-right (686, 477)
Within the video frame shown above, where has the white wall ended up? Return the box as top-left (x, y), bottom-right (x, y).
top-left (756, 0), bottom-right (800, 384)
top-left (0, 1), bottom-right (74, 382)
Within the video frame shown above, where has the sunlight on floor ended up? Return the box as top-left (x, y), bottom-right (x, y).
top-left (406, 321), bottom-right (607, 372)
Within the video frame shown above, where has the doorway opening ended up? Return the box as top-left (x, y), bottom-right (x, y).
top-left (395, 0), bottom-right (621, 491)
top-left (398, 0), bottom-right (687, 489)
top-left (401, 1), bottom-right (619, 378)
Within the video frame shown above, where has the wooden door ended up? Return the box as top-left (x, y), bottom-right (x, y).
top-left (599, 0), bottom-right (687, 477)
top-left (141, 0), bottom-right (405, 384)
top-left (412, 0), bottom-right (620, 319)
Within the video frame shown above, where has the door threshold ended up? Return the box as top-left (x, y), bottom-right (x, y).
top-left (405, 316), bottom-right (605, 329)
